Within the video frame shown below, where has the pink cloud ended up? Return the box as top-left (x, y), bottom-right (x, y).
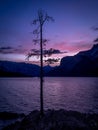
top-left (52, 41), bottom-right (93, 53)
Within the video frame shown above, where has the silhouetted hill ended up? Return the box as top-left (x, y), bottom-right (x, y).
top-left (0, 61), bottom-right (40, 77)
top-left (0, 61), bottom-right (54, 77)
top-left (46, 44), bottom-right (98, 76)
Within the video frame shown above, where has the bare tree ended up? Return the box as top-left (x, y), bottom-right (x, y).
top-left (27, 9), bottom-right (54, 116)
top-left (44, 58), bottom-right (60, 65)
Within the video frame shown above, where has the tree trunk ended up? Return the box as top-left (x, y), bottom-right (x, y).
top-left (40, 24), bottom-right (44, 116)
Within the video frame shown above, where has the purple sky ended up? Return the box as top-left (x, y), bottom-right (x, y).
top-left (0, 0), bottom-right (98, 63)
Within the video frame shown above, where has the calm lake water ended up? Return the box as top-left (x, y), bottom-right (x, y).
top-left (0, 77), bottom-right (98, 114)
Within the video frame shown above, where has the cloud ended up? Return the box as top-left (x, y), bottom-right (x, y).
top-left (31, 48), bottom-right (67, 55)
top-left (52, 41), bottom-right (93, 54)
top-left (0, 46), bottom-right (14, 54)
top-left (0, 47), bottom-right (12, 50)
top-left (92, 26), bottom-right (98, 31)
top-left (0, 46), bottom-right (27, 54)
top-left (45, 48), bottom-right (67, 54)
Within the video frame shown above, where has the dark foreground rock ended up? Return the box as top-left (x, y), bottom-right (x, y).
top-left (3, 110), bottom-right (98, 130)
top-left (0, 112), bottom-right (25, 130)
top-left (0, 112), bottom-right (25, 120)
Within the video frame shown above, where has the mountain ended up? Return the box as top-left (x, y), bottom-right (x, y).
top-left (0, 61), bottom-right (54, 77)
top-left (46, 44), bottom-right (98, 76)
top-left (0, 44), bottom-right (98, 77)
top-left (43, 65), bottom-right (56, 74)
top-left (0, 61), bottom-right (40, 77)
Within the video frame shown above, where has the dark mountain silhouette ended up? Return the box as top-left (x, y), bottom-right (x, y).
top-left (0, 44), bottom-right (98, 77)
top-left (0, 61), bottom-right (54, 77)
top-left (0, 61), bottom-right (40, 77)
top-left (46, 44), bottom-right (98, 76)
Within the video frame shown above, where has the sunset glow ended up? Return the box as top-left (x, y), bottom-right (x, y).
top-left (0, 0), bottom-right (98, 64)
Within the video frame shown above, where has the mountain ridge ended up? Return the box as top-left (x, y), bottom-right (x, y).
top-left (0, 61), bottom-right (40, 77)
top-left (46, 44), bottom-right (98, 76)
top-left (0, 44), bottom-right (98, 77)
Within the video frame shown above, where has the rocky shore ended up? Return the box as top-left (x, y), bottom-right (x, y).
top-left (2, 109), bottom-right (98, 130)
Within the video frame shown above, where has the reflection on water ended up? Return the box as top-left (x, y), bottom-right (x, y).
top-left (0, 77), bottom-right (98, 114)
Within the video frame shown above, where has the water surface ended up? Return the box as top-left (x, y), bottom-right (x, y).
top-left (0, 77), bottom-right (98, 114)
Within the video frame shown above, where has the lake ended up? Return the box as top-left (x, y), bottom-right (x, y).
top-left (0, 77), bottom-right (98, 114)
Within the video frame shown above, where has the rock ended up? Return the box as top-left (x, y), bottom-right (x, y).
top-left (0, 112), bottom-right (25, 120)
top-left (3, 109), bottom-right (98, 130)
